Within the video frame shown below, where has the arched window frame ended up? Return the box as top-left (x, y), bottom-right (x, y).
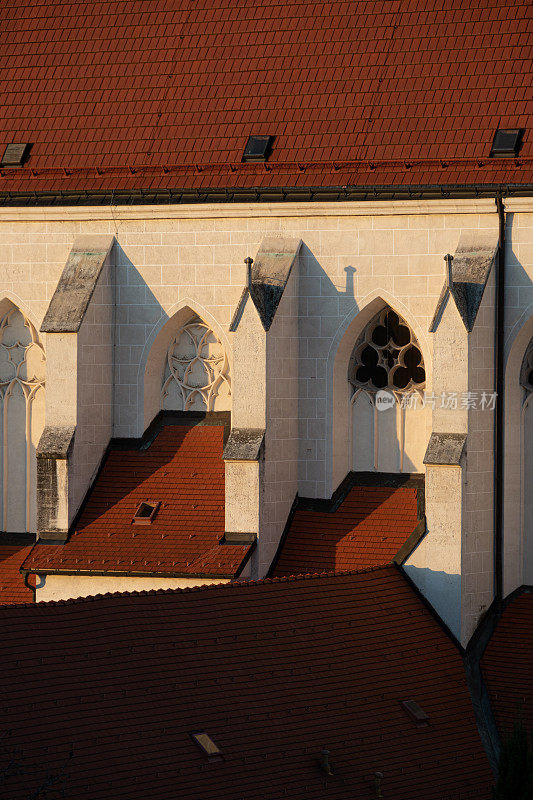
top-left (348, 307), bottom-right (426, 394)
top-left (161, 316), bottom-right (231, 412)
top-left (520, 338), bottom-right (533, 396)
top-left (0, 304), bottom-right (45, 532)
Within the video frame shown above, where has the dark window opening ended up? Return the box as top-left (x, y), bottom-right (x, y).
top-left (349, 308), bottom-right (426, 392)
top-left (490, 129), bottom-right (523, 158)
top-left (242, 135), bottom-right (274, 162)
top-left (401, 700), bottom-right (429, 726)
top-left (132, 501), bottom-right (160, 524)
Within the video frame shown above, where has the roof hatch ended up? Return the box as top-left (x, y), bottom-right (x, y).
top-left (1, 143), bottom-right (32, 167)
top-left (132, 501), bottom-right (160, 525)
top-left (190, 732), bottom-right (223, 760)
top-left (242, 135), bottom-right (274, 162)
top-left (401, 700), bottom-right (429, 726)
top-left (490, 129), bottom-right (523, 157)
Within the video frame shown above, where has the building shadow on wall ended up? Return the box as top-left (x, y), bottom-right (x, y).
top-left (298, 243), bottom-right (358, 332)
top-left (76, 243), bottom-right (227, 530)
top-left (297, 243), bottom-right (404, 488)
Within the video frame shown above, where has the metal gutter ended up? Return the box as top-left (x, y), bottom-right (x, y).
top-left (494, 197), bottom-right (506, 602)
top-left (22, 567), bottom-right (236, 579)
top-left (0, 183), bottom-right (531, 206)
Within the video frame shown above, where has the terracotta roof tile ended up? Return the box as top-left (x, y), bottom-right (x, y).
top-left (272, 484), bottom-right (420, 577)
top-left (481, 592), bottom-right (533, 735)
top-left (0, 545), bottom-right (34, 604)
top-left (0, 565), bottom-right (493, 799)
top-left (0, 0), bottom-right (531, 193)
top-left (24, 423), bottom-right (251, 578)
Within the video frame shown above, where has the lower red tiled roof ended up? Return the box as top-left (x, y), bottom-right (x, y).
top-left (0, 545), bottom-right (34, 603)
top-left (481, 592), bottom-right (533, 735)
top-left (0, 565), bottom-right (493, 800)
top-left (24, 422), bottom-right (251, 578)
top-left (272, 483), bottom-right (420, 577)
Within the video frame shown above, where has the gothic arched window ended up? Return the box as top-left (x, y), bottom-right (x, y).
top-left (348, 308), bottom-right (425, 392)
top-left (161, 317), bottom-right (231, 412)
top-left (348, 306), bottom-right (428, 473)
top-left (520, 337), bottom-right (533, 582)
top-left (0, 304), bottom-right (45, 532)
top-left (520, 338), bottom-right (533, 395)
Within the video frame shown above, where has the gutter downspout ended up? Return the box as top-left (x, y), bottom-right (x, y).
top-left (494, 196), bottom-right (505, 603)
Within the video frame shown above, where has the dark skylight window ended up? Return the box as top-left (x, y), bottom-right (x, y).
top-left (242, 135), bottom-right (274, 162)
top-left (1, 143), bottom-right (32, 167)
top-left (190, 732), bottom-right (223, 760)
top-left (401, 700), bottom-right (429, 726)
top-left (490, 129), bottom-right (523, 158)
top-left (132, 501), bottom-right (160, 525)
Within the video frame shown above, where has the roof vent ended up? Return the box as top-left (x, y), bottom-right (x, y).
top-left (132, 501), bottom-right (160, 525)
top-left (242, 135), bottom-right (274, 162)
top-left (490, 129), bottom-right (523, 158)
top-left (1, 143), bottom-right (32, 167)
top-left (400, 700), bottom-right (429, 726)
top-left (190, 732), bottom-right (223, 761)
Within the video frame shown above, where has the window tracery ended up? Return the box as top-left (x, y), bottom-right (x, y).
top-left (520, 338), bottom-right (533, 395)
top-left (0, 305), bottom-right (45, 532)
top-left (348, 308), bottom-right (425, 392)
top-left (161, 318), bottom-right (230, 412)
top-left (0, 307), bottom-right (45, 399)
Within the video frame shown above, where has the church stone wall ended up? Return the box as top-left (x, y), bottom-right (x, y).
top-left (462, 269), bottom-right (496, 641)
top-left (1, 199), bottom-right (532, 638)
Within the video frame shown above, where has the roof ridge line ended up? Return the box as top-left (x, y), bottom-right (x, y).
top-left (2, 562), bottom-right (395, 609)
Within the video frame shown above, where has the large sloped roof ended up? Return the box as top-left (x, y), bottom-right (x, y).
top-left (0, 0), bottom-right (531, 196)
top-left (23, 421), bottom-right (252, 579)
top-left (0, 565), bottom-right (493, 799)
top-left (481, 591), bottom-right (533, 735)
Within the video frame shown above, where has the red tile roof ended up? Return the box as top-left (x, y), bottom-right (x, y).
top-left (23, 422), bottom-right (251, 578)
top-left (0, 565), bottom-right (493, 800)
top-left (481, 592), bottom-right (533, 735)
top-left (272, 484), bottom-right (420, 577)
top-left (0, 544), bottom-right (34, 603)
top-left (0, 0), bottom-right (531, 194)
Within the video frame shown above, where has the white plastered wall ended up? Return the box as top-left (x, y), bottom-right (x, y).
top-left (35, 573), bottom-right (230, 602)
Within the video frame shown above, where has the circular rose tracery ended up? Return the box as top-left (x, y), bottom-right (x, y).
top-left (0, 308), bottom-right (45, 399)
top-left (161, 319), bottom-right (231, 411)
top-left (349, 308), bottom-right (425, 392)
